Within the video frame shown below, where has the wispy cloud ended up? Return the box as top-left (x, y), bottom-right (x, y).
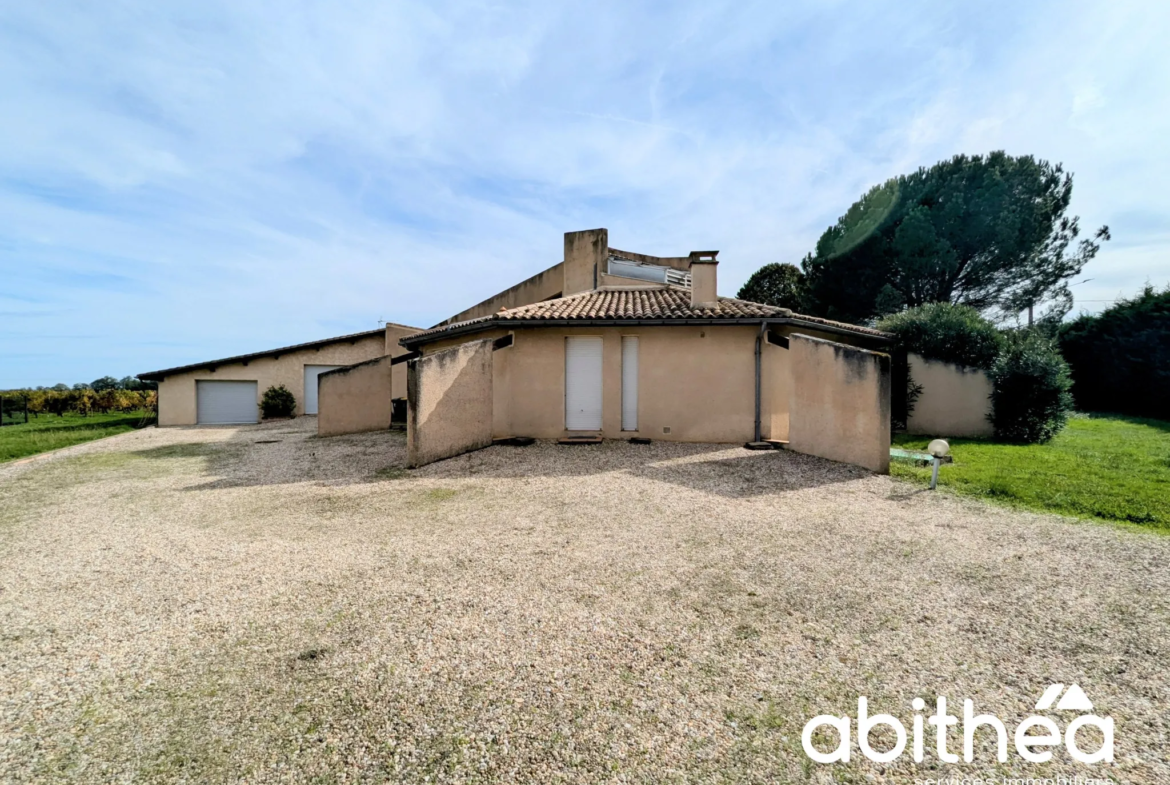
top-left (1, 0), bottom-right (1168, 386)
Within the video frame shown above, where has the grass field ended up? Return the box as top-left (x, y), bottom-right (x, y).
top-left (0, 411), bottom-right (155, 463)
top-left (894, 413), bottom-right (1170, 529)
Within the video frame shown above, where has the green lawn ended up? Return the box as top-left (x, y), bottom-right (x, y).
top-left (0, 411), bottom-right (155, 463)
top-left (893, 414), bottom-right (1170, 530)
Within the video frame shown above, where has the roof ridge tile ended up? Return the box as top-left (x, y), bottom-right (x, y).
top-left (401, 288), bottom-right (892, 346)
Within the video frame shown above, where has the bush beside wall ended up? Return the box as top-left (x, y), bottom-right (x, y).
top-left (877, 303), bottom-right (1004, 369)
top-left (261, 384), bottom-right (297, 419)
top-left (878, 303), bottom-right (1001, 431)
top-left (879, 303), bottom-right (1082, 443)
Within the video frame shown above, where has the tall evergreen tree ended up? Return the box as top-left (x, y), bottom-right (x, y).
top-left (799, 152), bottom-right (1109, 324)
top-left (736, 262), bottom-right (805, 310)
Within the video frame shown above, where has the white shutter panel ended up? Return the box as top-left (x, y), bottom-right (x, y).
top-left (304, 365), bottom-right (343, 414)
top-left (196, 381), bottom-right (259, 424)
top-left (621, 337), bottom-right (638, 431)
top-left (565, 337), bottom-right (603, 431)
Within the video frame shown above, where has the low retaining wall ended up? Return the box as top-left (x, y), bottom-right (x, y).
top-left (907, 353), bottom-right (994, 438)
top-left (406, 339), bottom-right (494, 467)
top-left (789, 333), bottom-right (891, 473)
top-left (317, 356), bottom-right (394, 437)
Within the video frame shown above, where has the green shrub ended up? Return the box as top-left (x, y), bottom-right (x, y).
top-left (260, 384), bottom-right (296, 419)
top-left (877, 302), bottom-right (1003, 369)
top-left (1058, 285), bottom-right (1170, 419)
top-left (878, 302), bottom-right (1001, 431)
top-left (988, 331), bottom-right (1074, 443)
top-left (888, 351), bottom-right (924, 433)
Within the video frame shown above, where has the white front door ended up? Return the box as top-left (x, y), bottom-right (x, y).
top-left (565, 337), bottom-right (603, 431)
top-left (621, 336), bottom-right (638, 431)
top-left (304, 365), bottom-right (343, 414)
top-left (196, 380), bottom-right (258, 425)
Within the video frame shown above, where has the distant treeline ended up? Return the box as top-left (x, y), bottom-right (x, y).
top-left (2, 376), bottom-right (158, 417)
top-left (1059, 285), bottom-right (1170, 421)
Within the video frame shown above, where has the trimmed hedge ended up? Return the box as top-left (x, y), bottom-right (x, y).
top-left (877, 302), bottom-right (1003, 369)
top-left (260, 384), bottom-right (297, 419)
top-left (878, 303), bottom-right (1001, 431)
top-left (1058, 286), bottom-right (1170, 420)
top-left (879, 303), bottom-right (1077, 442)
top-left (988, 331), bottom-right (1074, 443)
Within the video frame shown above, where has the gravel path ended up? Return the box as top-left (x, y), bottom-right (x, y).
top-left (1, 418), bottom-right (1167, 783)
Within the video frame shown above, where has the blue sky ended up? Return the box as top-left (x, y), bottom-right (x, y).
top-left (2, 1), bottom-right (1168, 388)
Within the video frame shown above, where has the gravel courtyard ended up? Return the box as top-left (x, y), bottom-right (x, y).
top-left (1, 418), bottom-right (1167, 784)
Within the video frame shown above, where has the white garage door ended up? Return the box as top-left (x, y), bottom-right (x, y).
top-left (304, 365), bottom-right (344, 414)
top-left (196, 380), bottom-right (258, 425)
top-left (565, 337), bottom-right (603, 431)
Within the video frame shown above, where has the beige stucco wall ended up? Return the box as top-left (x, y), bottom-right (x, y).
top-left (156, 332), bottom-right (387, 426)
top-left (760, 331), bottom-right (791, 442)
top-left (313, 323), bottom-right (420, 436)
top-left (907, 352), bottom-right (994, 438)
top-left (419, 324), bottom-right (856, 444)
top-left (406, 339), bottom-right (494, 467)
top-left (690, 261), bottom-right (718, 305)
top-left (563, 229), bottom-right (608, 296)
top-left (759, 324), bottom-right (878, 443)
top-left (383, 324), bottom-right (421, 400)
top-left (788, 333), bottom-right (891, 473)
top-left (435, 233), bottom-right (705, 328)
top-left (436, 263), bottom-right (565, 327)
top-left (317, 356), bottom-right (393, 437)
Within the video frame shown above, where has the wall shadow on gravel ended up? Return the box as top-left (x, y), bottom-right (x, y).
top-left (632, 451), bottom-right (869, 498)
top-left (141, 419), bottom-right (868, 498)
top-left (412, 442), bottom-right (868, 498)
top-left (132, 419), bottom-right (410, 491)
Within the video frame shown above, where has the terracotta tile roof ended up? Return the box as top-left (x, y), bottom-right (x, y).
top-left (404, 287), bottom-right (891, 346)
top-left (499, 287), bottom-right (787, 320)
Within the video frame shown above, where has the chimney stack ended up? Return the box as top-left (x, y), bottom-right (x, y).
top-left (689, 251), bottom-right (719, 307)
top-left (563, 228), bottom-right (608, 296)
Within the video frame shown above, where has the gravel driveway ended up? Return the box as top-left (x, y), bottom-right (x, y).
top-left (1, 418), bottom-right (1167, 783)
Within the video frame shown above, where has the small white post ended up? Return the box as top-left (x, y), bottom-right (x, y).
top-left (930, 457), bottom-right (941, 490)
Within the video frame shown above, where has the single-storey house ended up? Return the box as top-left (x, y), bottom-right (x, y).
top-left (136, 226), bottom-right (993, 475)
top-left (400, 229), bottom-right (896, 471)
top-left (140, 323), bottom-right (419, 426)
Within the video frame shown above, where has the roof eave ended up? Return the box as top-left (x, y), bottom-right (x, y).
top-left (400, 316), bottom-right (891, 349)
top-left (138, 328), bottom-right (396, 381)
top-left (786, 317), bottom-right (893, 344)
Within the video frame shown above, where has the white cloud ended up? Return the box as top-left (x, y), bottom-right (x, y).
top-left (1, 0), bottom-right (1168, 385)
